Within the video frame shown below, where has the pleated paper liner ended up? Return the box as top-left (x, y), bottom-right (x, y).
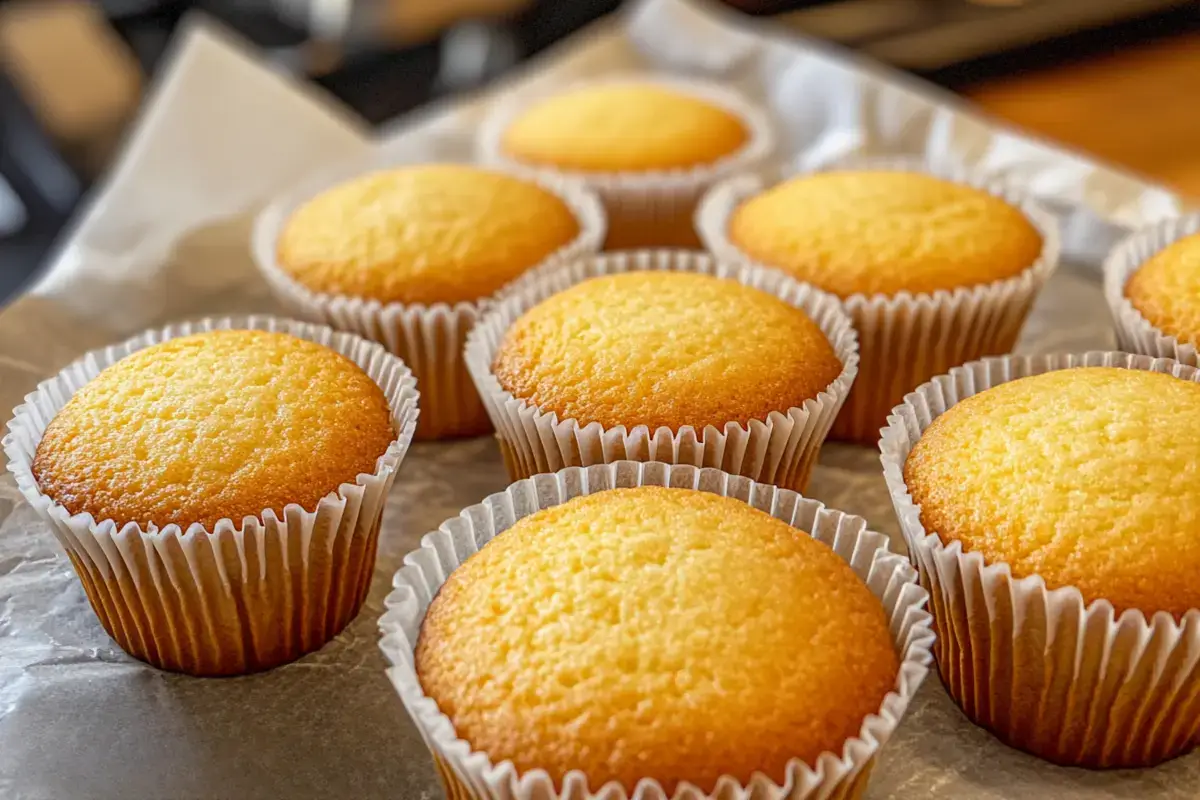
top-left (426, 756), bottom-right (876, 800)
top-left (379, 461), bottom-right (934, 800)
top-left (696, 155), bottom-right (1061, 445)
top-left (477, 75), bottom-right (775, 250)
top-left (465, 250), bottom-right (859, 493)
top-left (880, 351), bottom-right (1200, 767)
top-left (3, 316), bottom-right (419, 677)
top-left (1103, 212), bottom-right (1200, 365)
top-left (251, 159), bottom-right (606, 441)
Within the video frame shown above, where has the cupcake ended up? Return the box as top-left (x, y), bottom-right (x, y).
top-left (881, 353), bottom-right (1200, 767)
top-left (698, 159), bottom-right (1059, 444)
top-left (3, 317), bottom-right (419, 676)
top-left (464, 250), bottom-right (858, 492)
top-left (479, 78), bottom-right (772, 250)
top-left (1105, 213), bottom-right (1200, 365)
top-left (253, 162), bottom-right (604, 440)
top-left (381, 461), bottom-right (934, 799)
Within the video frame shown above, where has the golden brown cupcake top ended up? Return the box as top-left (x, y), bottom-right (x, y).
top-left (905, 366), bottom-right (1200, 618)
top-left (33, 330), bottom-right (394, 529)
top-left (276, 164), bottom-right (579, 305)
top-left (492, 271), bottom-right (843, 431)
top-left (1125, 231), bottom-right (1200, 346)
top-left (728, 170), bottom-right (1043, 298)
top-left (500, 83), bottom-right (749, 172)
top-left (416, 486), bottom-right (898, 793)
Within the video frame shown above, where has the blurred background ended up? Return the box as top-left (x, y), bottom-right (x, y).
top-left (1, 0), bottom-right (1199, 304)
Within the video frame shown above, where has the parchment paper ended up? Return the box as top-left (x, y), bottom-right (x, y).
top-left (0, 1), bottom-right (1195, 797)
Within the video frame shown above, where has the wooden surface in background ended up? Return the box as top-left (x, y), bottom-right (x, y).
top-left (966, 32), bottom-right (1200, 197)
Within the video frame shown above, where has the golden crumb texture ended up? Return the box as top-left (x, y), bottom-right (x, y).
top-left (501, 83), bottom-right (749, 172)
top-left (33, 329), bottom-right (395, 530)
top-left (1125, 231), bottom-right (1200, 346)
top-left (276, 164), bottom-right (579, 305)
top-left (905, 366), bottom-right (1200, 618)
top-left (729, 170), bottom-right (1043, 298)
top-left (416, 486), bottom-right (898, 793)
top-left (492, 271), bottom-right (843, 431)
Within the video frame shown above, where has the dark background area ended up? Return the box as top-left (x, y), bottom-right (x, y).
top-left (2, 0), bottom-right (1198, 306)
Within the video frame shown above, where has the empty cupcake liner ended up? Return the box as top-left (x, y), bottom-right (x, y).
top-left (880, 351), bottom-right (1200, 767)
top-left (379, 460), bottom-right (934, 800)
top-left (464, 250), bottom-right (859, 493)
top-left (1103, 212), bottom-right (1200, 365)
top-left (251, 159), bottom-right (606, 440)
top-left (477, 74), bottom-right (775, 250)
top-left (4, 315), bottom-right (420, 677)
top-left (697, 155), bottom-right (1061, 445)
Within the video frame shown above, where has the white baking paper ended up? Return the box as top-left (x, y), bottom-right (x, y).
top-left (0, 0), bottom-right (1195, 797)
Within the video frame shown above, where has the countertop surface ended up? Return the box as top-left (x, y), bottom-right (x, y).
top-left (967, 31), bottom-right (1200, 198)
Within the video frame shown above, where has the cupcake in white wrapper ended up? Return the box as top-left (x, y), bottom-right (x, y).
top-left (478, 76), bottom-right (774, 250)
top-left (379, 460), bottom-right (935, 800)
top-left (4, 316), bottom-right (419, 676)
top-left (880, 351), bottom-right (1200, 767)
top-left (697, 156), bottom-right (1060, 445)
top-left (252, 161), bottom-right (605, 441)
top-left (1104, 212), bottom-right (1200, 365)
top-left (465, 250), bottom-right (859, 493)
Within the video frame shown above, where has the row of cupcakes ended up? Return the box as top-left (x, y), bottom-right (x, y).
top-left (252, 75), bottom-right (1062, 447)
top-left (1, 310), bottom-right (934, 799)
top-left (378, 350), bottom-right (1200, 800)
top-left (252, 74), bottom-right (1200, 455)
top-left (3, 318), bottom-right (934, 796)
top-left (9, 316), bottom-right (1200, 798)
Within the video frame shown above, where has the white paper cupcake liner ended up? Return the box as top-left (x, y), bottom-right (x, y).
top-left (880, 351), bottom-right (1200, 767)
top-left (465, 250), bottom-right (859, 493)
top-left (3, 315), bottom-right (420, 677)
top-left (697, 155), bottom-right (1061, 445)
top-left (379, 460), bottom-right (934, 800)
top-left (251, 159), bottom-right (606, 441)
top-left (1103, 212), bottom-right (1200, 365)
top-left (478, 74), bottom-right (775, 250)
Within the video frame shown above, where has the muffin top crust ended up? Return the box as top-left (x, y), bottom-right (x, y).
top-left (276, 164), bottom-right (580, 305)
top-left (1125, 231), bottom-right (1200, 347)
top-left (905, 366), bottom-right (1200, 618)
top-left (500, 83), bottom-right (749, 173)
top-left (728, 170), bottom-right (1043, 298)
top-left (416, 486), bottom-right (898, 792)
top-left (33, 329), bottom-right (394, 529)
top-left (492, 271), bottom-right (843, 431)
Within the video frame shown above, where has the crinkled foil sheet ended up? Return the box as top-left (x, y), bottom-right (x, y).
top-left (0, 0), bottom-right (1194, 796)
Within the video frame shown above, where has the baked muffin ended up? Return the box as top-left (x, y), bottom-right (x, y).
top-left (11, 322), bottom-right (417, 675)
top-left (883, 356), bottom-right (1200, 768)
top-left (258, 163), bottom-right (604, 440)
top-left (415, 486), bottom-right (900, 794)
top-left (483, 80), bottom-right (770, 249)
top-left (467, 253), bottom-right (858, 492)
top-left (906, 366), bottom-right (1200, 617)
top-left (700, 166), bottom-right (1056, 444)
top-left (1124, 230), bottom-right (1200, 347)
top-left (500, 84), bottom-right (749, 173)
top-left (727, 171), bottom-right (1043, 298)
top-left (35, 330), bottom-right (394, 529)
top-left (276, 164), bottom-right (581, 306)
top-left (493, 271), bottom-right (842, 431)
top-left (1104, 215), bottom-right (1200, 365)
